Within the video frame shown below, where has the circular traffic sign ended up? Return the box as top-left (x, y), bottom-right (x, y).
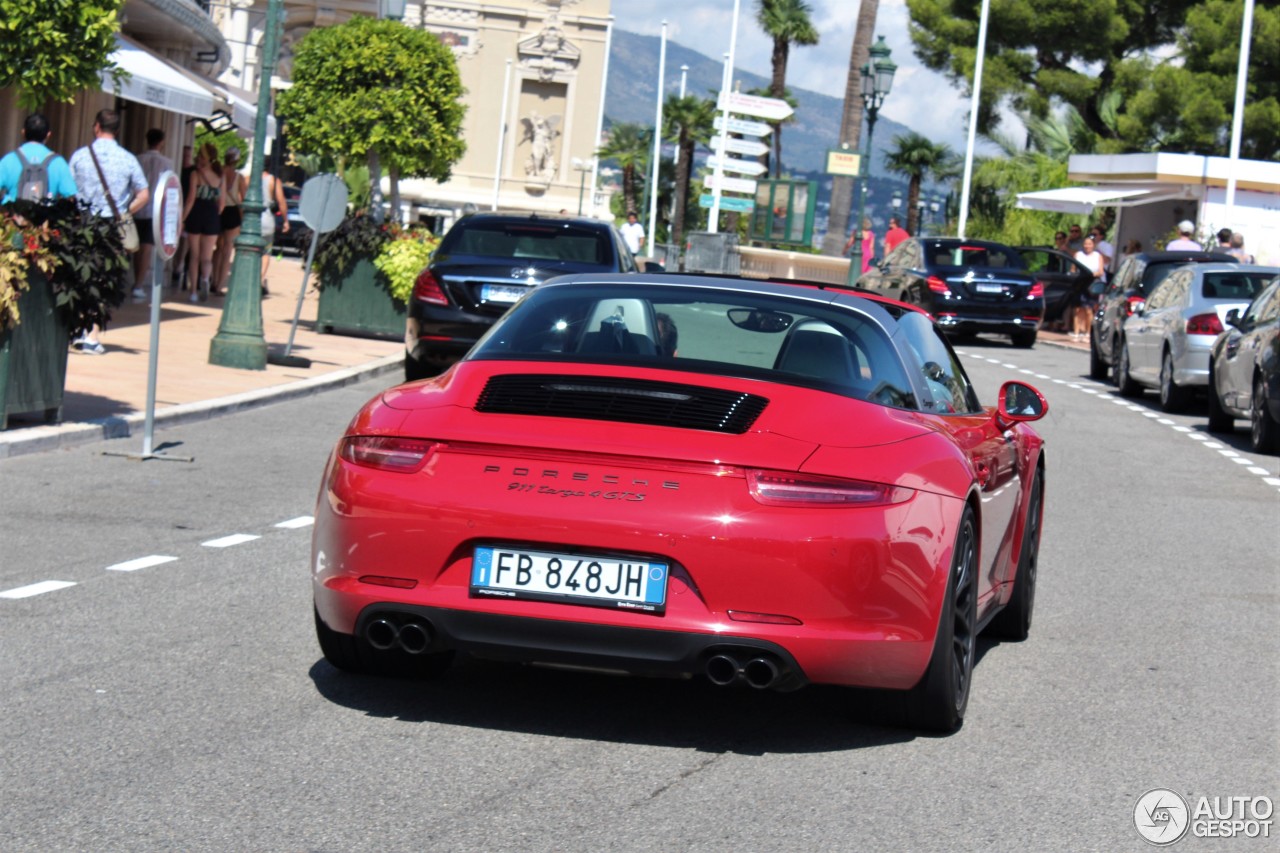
top-left (153, 170), bottom-right (182, 261)
top-left (299, 173), bottom-right (348, 234)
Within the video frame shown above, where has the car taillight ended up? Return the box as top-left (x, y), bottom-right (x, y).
top-left (927, 275), bottom-right (950, 294)
top-left (1124, 295), bottom-right (1145, 317)
top-left (413, 269), bottom-right (448, 305)
top-left (339, 436), bottom-right (439, 473)
top-left (747, 470), bottom-right (914, 507)
top-left (1186, 312), bottom-right (1223, 335)
top-left (1029, 281), bottom-right (1045, 298)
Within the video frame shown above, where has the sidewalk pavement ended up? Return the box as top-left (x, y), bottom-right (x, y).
top-left (0, 255), bottom-right (404, 459)
top-left (0, 261), bottom-right (1090, 460)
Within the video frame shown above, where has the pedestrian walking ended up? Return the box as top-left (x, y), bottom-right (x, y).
top-left (68, 109), bottom-right (150, 354)
top-left (883, 216), bottom-right (909, 255)
top-left (0, 113), bottom-right (77, 204)
top-left (1165, 220), bottom-right (1201, 250)
top-left (132, 128), bottom-right (173, 300)
top-left (1072, 235), bottom-right (1105, 341)
top-left (1227, 232), bottom-right (1254, 264)
top-left (180, 143), bottom-right (224, 303)
top-left (620, 211), bottom-right (645, 256)
top-left (259, 166), bottom-right (290, 289)
top-left (213, 147), bottom-right (246, 295)
top-left (844, 217), bottom-right (875, 275)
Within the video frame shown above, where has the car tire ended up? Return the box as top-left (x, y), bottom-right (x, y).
top-left (906, 506), bottom-right (978, 733)
top-left (1159, 350), bottom-right (1192, 413)
top-left (404, 350), bottom-right (454, 382)
top-left (1088, 332), bottom-right (1108, 380)
top-left (1011, 329), bottom-right (1037, 349)
top-left (987, 470), bottom-right (1042, 642)
top-left (1251, 373), bottom-right (1280, 454)
top-left (1115, 340), bottom-right (1142, 397)
top-left (1206, 364), bottom-right (1233, 432)
top-left (314, 606), bottom-right (365, 673)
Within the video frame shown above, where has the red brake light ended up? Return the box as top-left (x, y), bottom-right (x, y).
top-left (1029, 281), bottom-right (1045, 298)
top-left (413, 269), bottom-right (448, 305)
top-left (339, 436), bottom-right (438, 473)
top-left (747, 470), bottom-right (913, 507)
top-left (1123, 295), bottom-right (1144, 317)
top-left (926, 275), bottom-right (950, 294)
top-left (1186, 312), bottom-right (1223, 335)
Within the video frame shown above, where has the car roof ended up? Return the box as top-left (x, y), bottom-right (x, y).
top-left (1135, 250), bottom-right (1236, 263)
top-left (454, 211), bottom-right (613, 229)
top-left (1181, 263), bottom-right (1280, 275)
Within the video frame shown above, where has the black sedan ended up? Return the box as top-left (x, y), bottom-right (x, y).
top-left (1207, 275), bottom-right (1280, 453)
top-left (1015, 245), bottom-right (1097, 327)
top-left (1089, 250), bottom-right (1235, 380)
top-left (404, 212), bottom-right (639, 380)
top-left (858, 237), bottom-right (1044, 347)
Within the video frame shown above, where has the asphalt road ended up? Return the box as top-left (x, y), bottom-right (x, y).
top-left (1, 339), bottom-right (1276, 852)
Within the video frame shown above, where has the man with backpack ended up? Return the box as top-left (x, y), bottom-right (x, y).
top-left (0, 113), bottom-right (78, 204)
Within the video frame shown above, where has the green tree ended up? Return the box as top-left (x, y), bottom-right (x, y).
top-left (756, 0), bottom-right (819, 177)
top-left (0, 0), bottom-right (123, 109)
top-left (277, 16), bottom-right (466, 220)
top-left (596, 122), bottom-right (651, 216)
top-left (882, 132), bottom-right (954, 235)
top-left (662, 94), bottom-right (716, 249)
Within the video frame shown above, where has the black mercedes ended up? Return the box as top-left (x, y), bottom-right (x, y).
top-left (405, 212), bottom-right (640, 380)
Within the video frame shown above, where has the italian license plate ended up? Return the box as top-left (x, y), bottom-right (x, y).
top-left (471, 546), bottom-right (668, 612)
top-left (480, 284), bottom-right (526, 303)
top-left (974, 283), bottom-right (1005, 294)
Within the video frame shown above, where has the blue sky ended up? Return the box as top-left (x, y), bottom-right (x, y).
top-left (610, 0), bottom-right (977, 152)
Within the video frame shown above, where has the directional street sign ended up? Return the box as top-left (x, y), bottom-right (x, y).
top-left (706, 154), bottom-right (768, 177)
top-left (710, 135), bottom-right (770, 158)
top-left (717, 91), bottom-right (794, 122)
top-left (702, 173), bottom-right (758, 194)
top-left (699, 194), bottom-right (755, 213)
top-left (714, 115), bottom-right (772, 138)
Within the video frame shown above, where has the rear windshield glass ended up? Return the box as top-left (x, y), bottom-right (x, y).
top-left (441, 221), bottom-right (610, 265)
top-left (1200, 271), bottom-right (1272, 300)
top-left (925, 240), bottom-right (1026, 272)
top-left (472, 284), bottom-right (920, 409)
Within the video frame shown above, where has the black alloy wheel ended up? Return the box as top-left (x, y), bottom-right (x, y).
top-left (906, 507), bottom-right (978, 733)
top-left (1011, 329), bottom-right (1037, 349)
top-left (1206, 364), bottom-right (1234, 433)
top-left (1159, 350), bottom-right (1193, 413)
top-left (987, 471), bottom-right (1042, 641)
top-left (1115, 341), bottom-right (1142, 397)
top-left (1252, 374), bottom-right (1280, 454)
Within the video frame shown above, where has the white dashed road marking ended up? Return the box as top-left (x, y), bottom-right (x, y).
top-left (201, 533), bottom-right (262, 548)
top-left (0, 580), bottom-right (76, 599)
top-left (275, 516), bottom-right (314, 529)
top-left (106, 555), bottom-right (179, 573)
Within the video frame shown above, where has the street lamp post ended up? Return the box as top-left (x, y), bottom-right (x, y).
top-left (208, 0), bottom-right (283, 370)
top-left (846, 35), bottom-right (896, 287)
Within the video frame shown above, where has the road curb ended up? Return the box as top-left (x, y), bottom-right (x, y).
top-left (0, 353), bottom-right (404, 460)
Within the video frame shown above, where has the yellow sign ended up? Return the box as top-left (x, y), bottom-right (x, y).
top-left (826, 150), bottom-right (861, 177)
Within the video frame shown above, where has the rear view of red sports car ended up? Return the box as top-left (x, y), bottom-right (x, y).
top-left (312, 274), bottom-right (1048, 732)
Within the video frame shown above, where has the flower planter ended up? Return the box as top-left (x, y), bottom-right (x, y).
top-left (315, 256), bottom-right (406, 339)
top-left (0, 267), bottom-right (70, 429)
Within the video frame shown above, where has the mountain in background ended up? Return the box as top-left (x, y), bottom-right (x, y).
top-left (603, 29), bottom-right (937, 242)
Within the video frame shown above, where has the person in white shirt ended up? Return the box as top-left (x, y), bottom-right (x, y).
top-left (1072, 236), bottom-right (1106, 341)
top-left (1166, 220), bottom-right (1202, 251)
top-left (1089, 225), bottom-right (1114, 277)
top-left (620, 211), bottom-right (645, 255)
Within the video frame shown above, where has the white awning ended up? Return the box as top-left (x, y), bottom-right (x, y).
top-left (101, 35), bottom-right (217, 118)
top-left (1015, 184), bottom-right (1195, 214)
top-left (216, 84), bottom-right (277, 138)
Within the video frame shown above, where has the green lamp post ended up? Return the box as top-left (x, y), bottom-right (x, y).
top-left (209, 0), bottom-right (283, 370)
top-left (846, 35), bottom-right (897, 287)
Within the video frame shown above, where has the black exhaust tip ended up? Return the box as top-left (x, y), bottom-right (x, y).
top-left (743, 657), bottom-right (781, 689)
top-left (705, 654), bottom-right (740, 686)
top-left (366, 618), bottom-right (399, 651)
top-left (398, 621), bottom-right (433, 654)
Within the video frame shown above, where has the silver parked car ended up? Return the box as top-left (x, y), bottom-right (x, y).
top-left (1116, 264), bottom-right (1278, 411)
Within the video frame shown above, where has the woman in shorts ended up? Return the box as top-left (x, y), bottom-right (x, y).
top-left (180, 144), bottom-right (224, 302)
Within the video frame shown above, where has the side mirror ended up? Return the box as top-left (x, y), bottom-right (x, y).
top-left (997, 380), bottom-right (1048, 427)
top-left (1225, 308), bottom-right (1241, 328)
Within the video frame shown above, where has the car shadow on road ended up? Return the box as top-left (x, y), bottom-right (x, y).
top-left (305, 652), bottom-right (952, 753)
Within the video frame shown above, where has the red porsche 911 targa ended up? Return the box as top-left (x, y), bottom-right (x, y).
top-left (312, 274), bottom-right (1048, 732)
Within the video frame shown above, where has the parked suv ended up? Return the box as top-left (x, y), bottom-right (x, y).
top-left (404, 212), bottom-right (639, 380)
top-left (858, 237), bottom-right (1044, 347)
top-left (1088, 250), bottom-right (1234, 380)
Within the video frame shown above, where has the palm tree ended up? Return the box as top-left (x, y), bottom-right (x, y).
top-left (882, 132), bottom-right (955, 235)
top-left (820, 0), bottom-right (879, 255)
top-left (596, 122), bottom-right (652, 216)
top-left (756, 0), bottom-right (819, 178)
top-left (662, 93), bottom-right (716, 248)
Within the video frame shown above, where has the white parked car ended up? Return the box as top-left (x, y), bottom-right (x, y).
top-left (1116, 264), bottom-right (1279, 411)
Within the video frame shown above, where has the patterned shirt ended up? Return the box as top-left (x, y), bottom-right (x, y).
top-left (68, 137), bottom-right (148, 218)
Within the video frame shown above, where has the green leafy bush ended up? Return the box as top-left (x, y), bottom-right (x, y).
top-left (373, 229), bottom-right (439, 303)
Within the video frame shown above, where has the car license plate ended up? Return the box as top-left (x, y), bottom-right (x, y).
top-left (974, 283), bottom-right (1005, 294)
top-left (480, 284), bottom-right (526, 303)
top-left (471, 546), bottom-right (668, 612)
